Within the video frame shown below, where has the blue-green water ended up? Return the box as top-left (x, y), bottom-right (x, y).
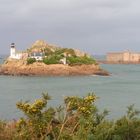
top-left (0, 56), bottom-right (140, 120)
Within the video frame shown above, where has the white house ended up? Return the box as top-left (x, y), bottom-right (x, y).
top-left (60, 57), bottom-right (67, 65)
top-left (29, 52), bottom-right (44, 61)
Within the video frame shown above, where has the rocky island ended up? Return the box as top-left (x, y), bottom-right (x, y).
top-left (0, 40), bottom-right (109, 76)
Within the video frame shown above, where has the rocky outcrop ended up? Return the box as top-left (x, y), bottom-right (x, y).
top-left (74, 49), bottom-right (89, 57)
top-left (0, 60), bottom-right (109, 76)
top-left (1, 39), bottom-right (109, 76)
top-left (28, 40), bottom-right (57, 52)
top-left (27, 40), bottom-right (89, 57)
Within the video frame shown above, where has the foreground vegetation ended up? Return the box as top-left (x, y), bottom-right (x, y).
top-left (0, 93), bottom-right (140, 140)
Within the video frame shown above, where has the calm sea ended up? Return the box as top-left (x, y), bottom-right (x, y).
top-left (0, 55), bottom-right (140, 120)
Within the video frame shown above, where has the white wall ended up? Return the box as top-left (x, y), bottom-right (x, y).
top-left (10, 48), bottom-right (22, 59)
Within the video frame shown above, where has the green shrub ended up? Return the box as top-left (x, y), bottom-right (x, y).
top-left (15, 93), bottom-right (97, 140)
top-left (44, 48), bottom-right (54, 56)
top-left (1, 93), bottom-right (140, 140)
top-left (43, 55), bottom-right (63, 64)
top-left (43, 57), bottom-right (58, 64)
top-left (54, 48), bottom-right (76, 56)
top-left (27, 58), bottom-right (36, 64)
top-left (67, 56), bottom-right (96, 65)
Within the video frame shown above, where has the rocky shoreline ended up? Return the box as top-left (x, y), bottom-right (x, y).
top-left (0, 60), bottom-right (109, 76)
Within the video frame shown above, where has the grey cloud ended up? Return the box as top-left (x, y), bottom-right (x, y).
top-left (0, 0), bottom-right (140, 55)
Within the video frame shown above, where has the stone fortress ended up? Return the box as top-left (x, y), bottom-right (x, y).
top-left (107, 51), bottom-right (140, 63)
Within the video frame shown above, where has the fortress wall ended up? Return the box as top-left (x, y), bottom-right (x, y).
top-left (107, 53), bottom-right (123, 62)
top-left (107, 52), bottom-right (140, 62)
top-left (123, 52), bottom-right (130, 62)
top-left (129, 53), bottom-right (140, 62)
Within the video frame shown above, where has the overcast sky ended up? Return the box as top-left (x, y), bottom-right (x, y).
top-left (0, 0), bottom-right (140, 55)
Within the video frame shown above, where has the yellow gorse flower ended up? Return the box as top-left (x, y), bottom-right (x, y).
top-left (16, 118), bottom-right (26, 127)
top-left (84, 95), bottom-right (96, 103)
top-left (78, 106), bottom-right (92, 114)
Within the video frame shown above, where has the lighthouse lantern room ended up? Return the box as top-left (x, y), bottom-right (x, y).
top-left (10, 43), bottom-right (16, 58)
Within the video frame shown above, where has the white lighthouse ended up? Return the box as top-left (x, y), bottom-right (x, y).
top-left (9, 43), bottom-right (23, 59)
top-left (10, 43), bottom-right (16, 58)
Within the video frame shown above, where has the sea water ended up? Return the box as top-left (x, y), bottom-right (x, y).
top-left (0, 56), bottom-right (140, 120)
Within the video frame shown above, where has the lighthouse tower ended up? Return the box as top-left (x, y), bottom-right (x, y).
top-left (10, 43), bottom-right (16, 58)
